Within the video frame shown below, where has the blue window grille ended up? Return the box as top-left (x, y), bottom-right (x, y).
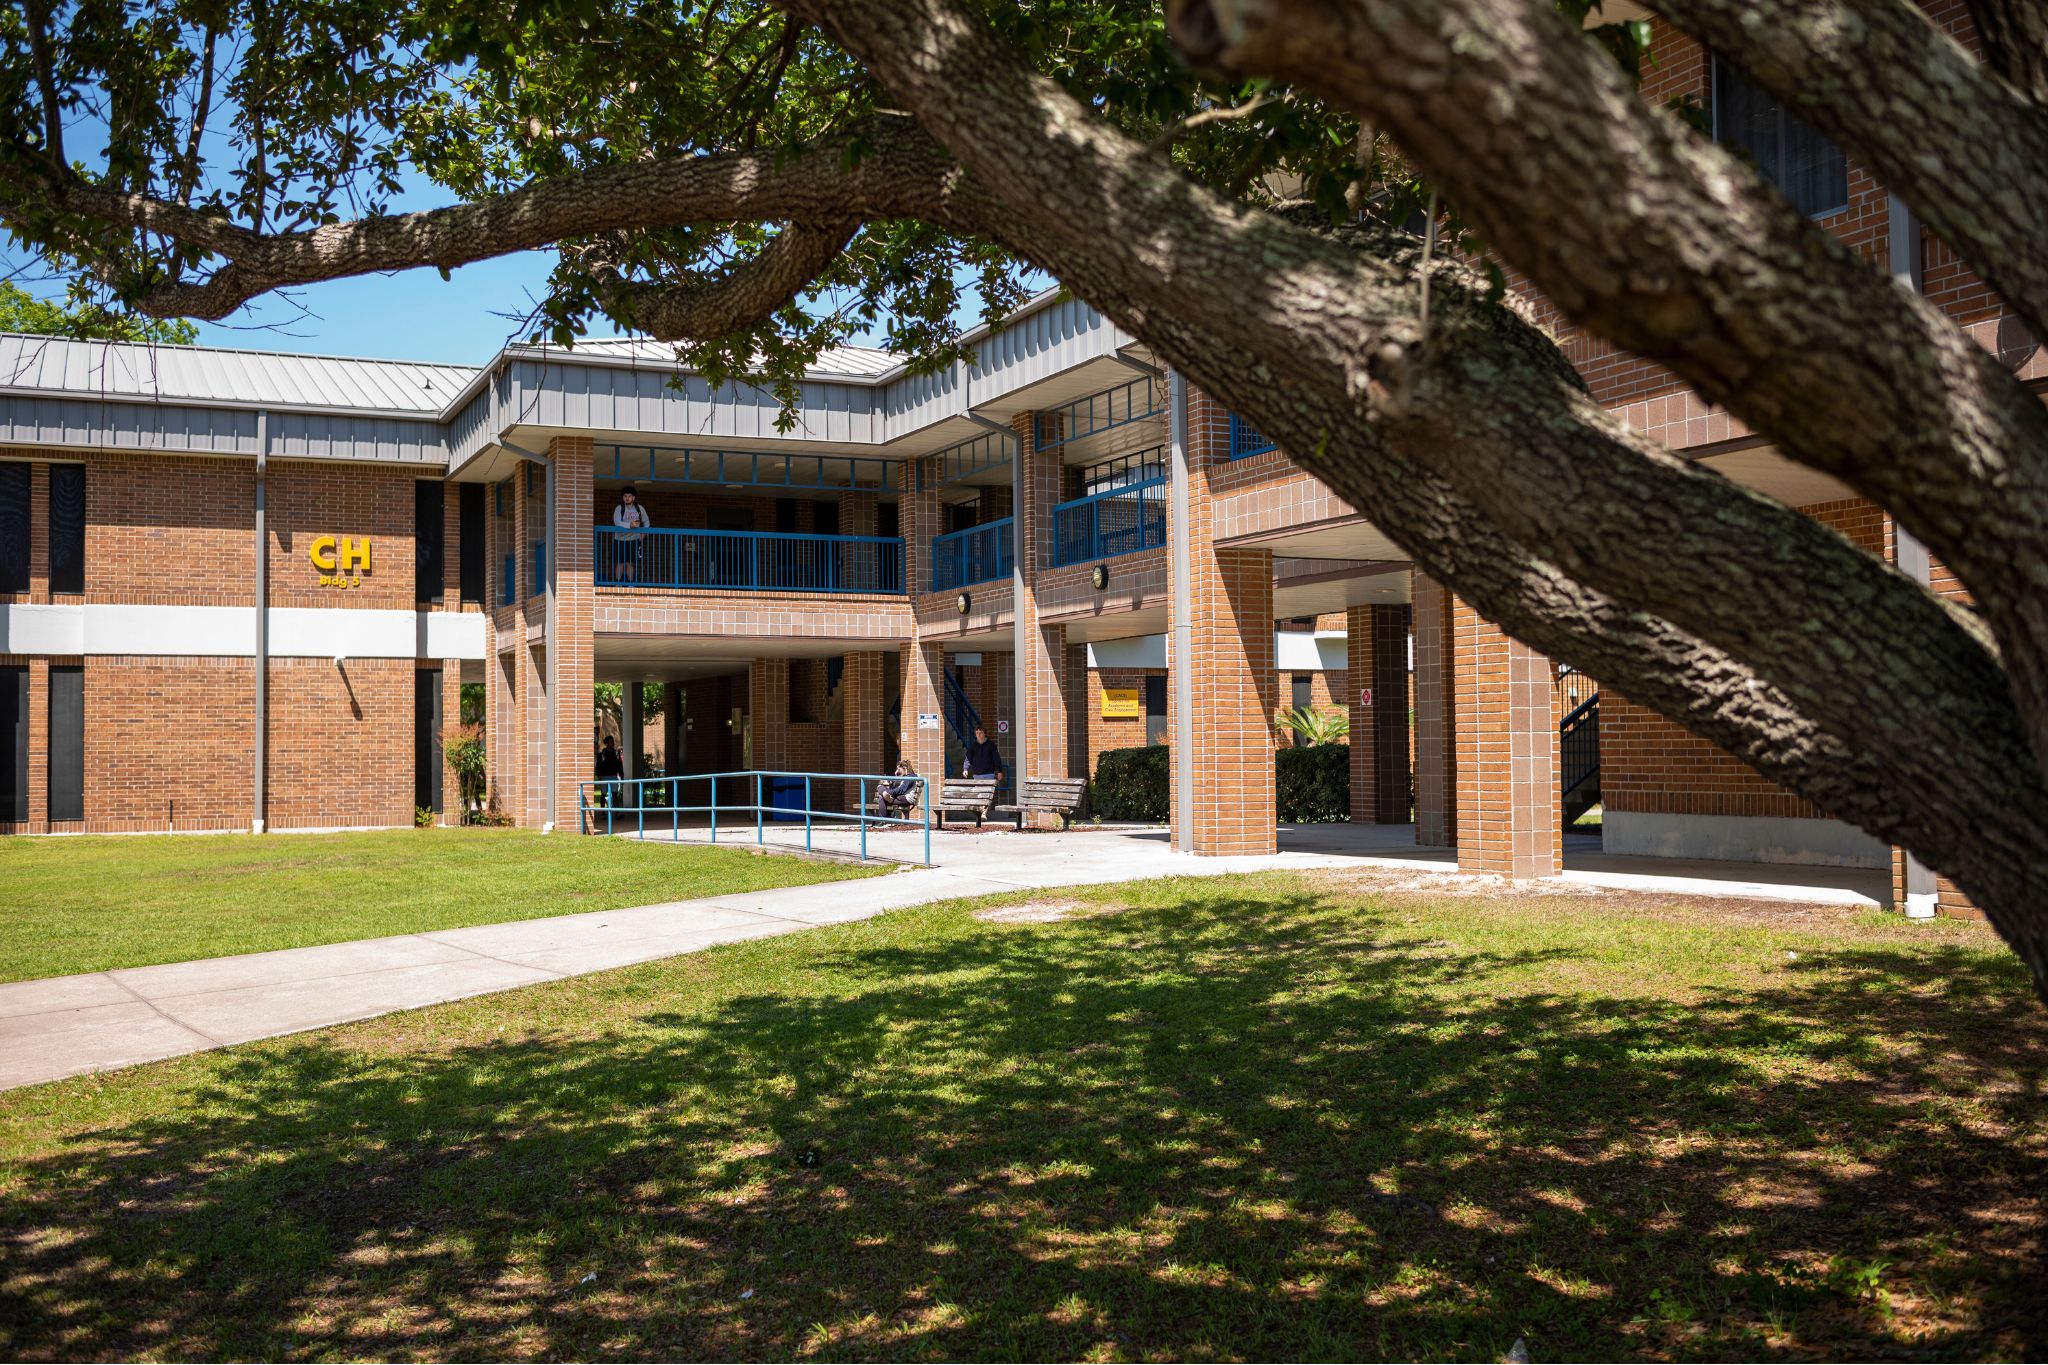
top-left (930, 518), bottom-right (1014, 591)
top-left (1227, 414), bottom-right (1277, 461)
top-left (1050, 476), bottom-right (1168, 567)
top-left (593, 528), bottom-right (904, 593)
top-left (531, 540), bottom-right (547, 598)
top-left (500, 553), bottom-right (516, 606)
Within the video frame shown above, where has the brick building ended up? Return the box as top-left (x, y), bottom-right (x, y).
top-left (0, 7), bottom-right (2035, 923)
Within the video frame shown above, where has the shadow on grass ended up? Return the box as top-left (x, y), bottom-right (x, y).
top-left (2, 887), bottom-right (2044, 1361)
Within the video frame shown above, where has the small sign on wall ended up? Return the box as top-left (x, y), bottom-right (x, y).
top-left (996, 719), bottom-right (1010, 734)
top-left (1358, 688), bottom-right (1373, 707)
top-left (309, 535), bottom-right (372, 589)
top-left (1101, 687), bottom-right (1141, 720)
top-left (917, 712), bottom-right (941, 730)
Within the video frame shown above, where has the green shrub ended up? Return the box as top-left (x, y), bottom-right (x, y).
top-left (1277, 744), bottom-right (1350, 823)
top-left (1090, 744), bottom-right (1169, 822)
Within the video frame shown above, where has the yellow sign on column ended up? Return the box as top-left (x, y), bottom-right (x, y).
top-left (1100, 687), bottom-right (1141, 720)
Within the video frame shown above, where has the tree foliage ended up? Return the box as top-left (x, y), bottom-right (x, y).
top-left (0, 281), bottom-right (197, 343)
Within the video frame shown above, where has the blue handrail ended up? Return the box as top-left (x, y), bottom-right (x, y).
top-left (578, 769), bottom-right (932, 866)
top-left (930, 517), bottom-right (1014, 591)
top-left (1227, 413), bottom-right (1277, 460)
top-left (594, 527), bottom-right (904, 593)
top-left (1050, 476), bottom-right (1168, 567)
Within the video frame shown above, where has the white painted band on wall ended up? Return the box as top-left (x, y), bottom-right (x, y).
top-left (1602, 810), bottom-right (1889, 869)
top-left (1085, 631), bottom-right (1345, 672)
top-left (0, 603), bottom-right (485, 660)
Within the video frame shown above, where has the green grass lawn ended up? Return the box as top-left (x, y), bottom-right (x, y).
top-left (0, 829), bottom-right (877, 982)
top-left (2, 870), bottom-right (2044, 1361)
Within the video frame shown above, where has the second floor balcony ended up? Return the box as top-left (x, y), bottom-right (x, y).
top-left (1050, 476), bottom-right (1167, 567)
top-left (595, 526), bottom-right (904, 594)
top-left (930, 518), bottom-right (1014, 592)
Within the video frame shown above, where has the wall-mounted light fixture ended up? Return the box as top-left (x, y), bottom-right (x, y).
top-left (1091, 563), bottom-right (1110, 592)
top-left (956, 591), bottom-right (971, 615)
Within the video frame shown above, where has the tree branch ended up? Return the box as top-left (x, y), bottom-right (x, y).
top-left (1158, 0), bottom-right (2048, 787)
top-left (1966, 0), bottom-right (2048, 106)
top-left (0, 117), bottom-right (985, 320)
top-left (587, 220), bottom-right (862, 341)
top-left (1653, 0), bottom-right (2048, 345)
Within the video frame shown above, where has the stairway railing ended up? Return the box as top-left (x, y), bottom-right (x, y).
top-left (1560, 695), bottom-right (1600, 798)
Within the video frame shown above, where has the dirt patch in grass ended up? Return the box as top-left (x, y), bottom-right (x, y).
top-left (974, 899), bottom-right (1105, 923)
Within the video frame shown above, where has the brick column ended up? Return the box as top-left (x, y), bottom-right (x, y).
top-left (841, 650), bottom-right (887, 810)
top-left (750, 658), bottom-right (790, 770)
top-left (1169, 386), bottom-right (1277, 854)
top-left (487, 470), bottom-right (527, 824)
top-left (1012, 410), bottom-right (1070, 804)
top-left (1347, 603), bottom-right (1413, 823)
top-left (24, 657), bottom-right (48, 832)
top-left (900, 642), bottom-right (947, 792)
top-left (1065, 639), bottom-right (1091, 779)
top-left (838, 489), bottom-right (879, 538)
top-left (28, 462), bottom-right (49, 601)
top-left (1413, 572), bottom-right (1456, 848)
top-left (902, 455), bottom-right (941, 598)
top-left (548, 437), bottom-right (595, 831)
top-left (1453, 598), bottom-right (1562, 878)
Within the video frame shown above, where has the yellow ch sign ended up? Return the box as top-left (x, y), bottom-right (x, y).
top-left (309, 536), bottom-right (372, 587)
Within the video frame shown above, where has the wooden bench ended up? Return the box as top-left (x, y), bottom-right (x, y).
top-left (995, 777), bottom-right (1089, 830)
top-left (932, 777), bottom-right (1000, 827)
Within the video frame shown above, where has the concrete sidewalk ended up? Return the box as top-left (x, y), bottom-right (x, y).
top-left (0, 828), bottom-right (1388, 1092)
top-left (0, 823), bottom-right (1887, 1092)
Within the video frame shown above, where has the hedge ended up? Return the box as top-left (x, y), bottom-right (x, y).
top-left (1089, 744), bottom-right (1170, 822)
top-left (1277, 744), bottom-right (1350, 823)
top-left (1086, 742), bottom-right (1352, 824)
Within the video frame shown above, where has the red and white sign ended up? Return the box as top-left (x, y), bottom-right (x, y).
top-left (1358, 688), bottom-right (1373, 707)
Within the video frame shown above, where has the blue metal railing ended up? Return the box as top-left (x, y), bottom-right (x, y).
top-left (594, 527), bottom-right (904, 593)
top-left (1228, 413), bottom-right (1277, 460)
top-left (1050, 476), bottom-right (1168, 567)
top-left (930, 518), bottom-right (1014, 591)
top-left (578, 769), bottom-right (931, 866)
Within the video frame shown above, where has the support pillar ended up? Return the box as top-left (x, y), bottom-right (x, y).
top-left (1347, 603), bottom-right (1413, 824)
top-left (901, 642), bottom-right (947, 787)
top-left (1413, 572), bottom-right (1456, 848)
top-left (1013, 409), bottom-right (1071, 805)
top-left (1168, 382), bottom-right (1277, 854)
top-left (749, 659), bottom-right (790, 770)
top-left (1452, 597), bottom-right (1562, 878)
top-left (841, 650), bottom-right (886, 810)
top-left (547, 437), bottom-right (595, 831)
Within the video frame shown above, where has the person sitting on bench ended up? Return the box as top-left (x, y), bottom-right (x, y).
top-left (961, 726), bottom-right (1005, 821)
top-left (876, 761), bottom-right (920, 819)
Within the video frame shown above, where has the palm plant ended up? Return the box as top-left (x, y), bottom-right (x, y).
top-left (1273, 706), bottom-right (1349, 747)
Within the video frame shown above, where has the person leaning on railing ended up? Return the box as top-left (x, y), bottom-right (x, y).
top-left (611, 485), bottom-right (653, 582)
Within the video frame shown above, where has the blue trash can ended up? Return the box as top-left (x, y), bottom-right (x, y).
top-left (767, 775), bottom-right (806, 823)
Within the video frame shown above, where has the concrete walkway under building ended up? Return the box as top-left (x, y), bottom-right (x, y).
top-left (0, 825), bottom-right (1887, 1092)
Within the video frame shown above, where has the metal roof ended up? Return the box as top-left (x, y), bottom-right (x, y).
top-left (0, 332), bottom-right (477, 416)
top-left (506, 337), bottom-right (901, 381)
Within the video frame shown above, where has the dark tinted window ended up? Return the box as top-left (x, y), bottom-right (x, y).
top-left (49, 464), bottom-right (84, 594)
top-left (459, 483), bottom-right (486, 603)
top-left (0, 666), bottom-right (24, 822)
top-left (0, 463), bottom-right (28, 594)
top-left (49, 665), bottom-right (82, 822)
top-left (416, 480), bottom-right (445, 603)
top-left (1714, 57), bottom-right (1847, 218)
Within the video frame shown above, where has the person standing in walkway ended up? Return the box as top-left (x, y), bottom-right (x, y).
top-left (595, 736), bottom-right (624, 807)
top-left (962, 725), bottom-right (1005, 822)
top-left (612, 486), bottom-right (653, 582)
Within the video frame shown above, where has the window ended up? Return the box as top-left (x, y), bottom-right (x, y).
top-left (49, 464), bottom-right (84, 594)
top-left (459, 484), bottom-right (486, 603)
top-left (1713, 56), bottom-right (1847, 219)
top-left (415, 668), bottom-right (443, 815)
top-left (1144, 674), bottom-right (1168, 748)
top-left (877, 501), bottom-right (900, 540)
top-left (1226, 414), bottom-right (1276, 462)
top-left (1289, 674), bottom-right (1314, 748)
top-left (415, 480), bottom-right (445, 604)
top-left (49, 665), bottom-right (82, 822)
top-left (0, 463), bottom-right (28, 593)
